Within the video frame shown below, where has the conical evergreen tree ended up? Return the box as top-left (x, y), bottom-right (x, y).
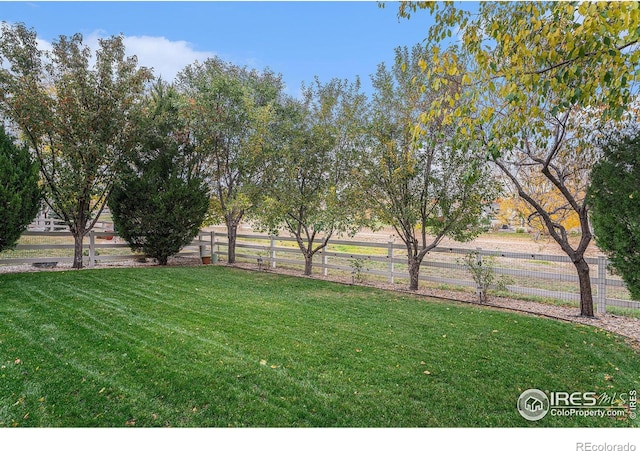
top-left (0, 125), bottom-right (41, 252)
top-left (109, 81), bottom-right (209, 265)
top-left (588, 132), bottom-right (640, 300)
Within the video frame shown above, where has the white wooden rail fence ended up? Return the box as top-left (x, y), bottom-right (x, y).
top-left (0, 230), bottom-right (212, 268)
top-left (219, 233), bottom-right (638, 314)
top-left (2, 230), bottom-right (638, 314)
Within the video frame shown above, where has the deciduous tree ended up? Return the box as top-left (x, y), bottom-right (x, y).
top-left (0, 23), bottom-right (152, 268)
top-left (397, 1), bottom-right (640, 316)
top-left (254, 78), bottom-right (371, 276)
top-left (177, 58), bottom-right (282, 263)
top-left (364, 45), bottom-right (498, 291)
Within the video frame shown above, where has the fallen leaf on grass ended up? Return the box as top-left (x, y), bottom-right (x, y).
top-left (259, 359), bottom-right (267, 366)
top-left (423, 370), bottom-right (431, 375)
top-left (604, 374), bottom-right (614, 381)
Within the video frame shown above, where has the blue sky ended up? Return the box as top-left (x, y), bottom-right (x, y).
top-left (1, 1), bottom-right (443, 97)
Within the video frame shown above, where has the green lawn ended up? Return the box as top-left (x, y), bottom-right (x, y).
top-left (0, 266), bottom-right (638, 427)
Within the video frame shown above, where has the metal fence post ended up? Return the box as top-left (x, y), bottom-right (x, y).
top-left (476, 248), bottom-right (485, 302)
top-left (388, 241), bottom-right (394, 284)
top-left (89, 230), bottom-right (95, 268)
top-left (597, 255), bottom-right (607, 314)
top-left (270, 236), bottom-right (277, 269)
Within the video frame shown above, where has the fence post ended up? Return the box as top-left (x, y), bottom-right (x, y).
top-left (475, 248), bottom-right (485, 302)
top-left (322, 252), bottom-right (328, 276)
top-left (597, 255), bottom-right (607, 314)
top-left (209, 230), bottom-right (218, 263)
top-left (270, 236), bottom-right (277, 269)
top-left (89, 230), bottom-right (95, 269)
top-left (199, 231), bottom-right (206, 259)
top-left (388, 241), bottom-right (394, 284)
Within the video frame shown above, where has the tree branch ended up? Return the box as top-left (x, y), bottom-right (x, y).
top-left (525, 40), bottom-right (638, 76)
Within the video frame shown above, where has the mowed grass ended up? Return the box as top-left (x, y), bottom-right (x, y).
top-left (0, 266), bottom-right (638, 428)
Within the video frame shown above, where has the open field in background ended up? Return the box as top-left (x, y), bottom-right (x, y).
top-left (0, 266), bottom-right (638, 427)
top-left (221, 224), bottom-right (604, 257)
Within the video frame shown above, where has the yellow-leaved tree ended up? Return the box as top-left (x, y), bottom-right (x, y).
top-left (397, 1), bottom-right (640, 317)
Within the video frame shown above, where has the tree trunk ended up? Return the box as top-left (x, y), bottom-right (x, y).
top-left (408, 257), bottom-right (421, 291)
top-left (227, 222), bottom-right (237, 264)
top-left (574, 257), bottom-right (595, 317)
top-left (304, 254), bottom-right (313, 276)
top-left (72, 232), bottom-right (84, 269)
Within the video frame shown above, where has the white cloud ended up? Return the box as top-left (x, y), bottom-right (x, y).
top-left (122, 35), bottom-right (216, 81)
top-left (35, 37), bottom-right (53, 53)
top-left (29, 29), bottom-right (215, 81)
